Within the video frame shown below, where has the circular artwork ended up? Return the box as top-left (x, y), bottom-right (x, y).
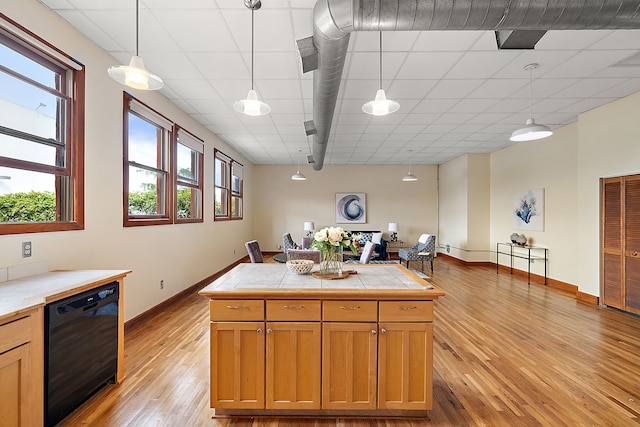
top-left (336, 193), bottom-right (365, 223)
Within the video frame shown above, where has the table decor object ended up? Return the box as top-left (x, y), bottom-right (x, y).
top-left (286, 259), bottom-right (314, 274)
top-left (312, 226), bottom-right (358, 275)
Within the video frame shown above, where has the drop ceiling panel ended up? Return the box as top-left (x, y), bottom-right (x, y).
top-left (38, 0), bottom-right (640, 166)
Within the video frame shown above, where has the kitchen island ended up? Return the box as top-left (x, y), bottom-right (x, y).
top-left (199, 263), bottom-right (444, 418)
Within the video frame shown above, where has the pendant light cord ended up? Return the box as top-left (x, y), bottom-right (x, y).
top-left (251, 9), bottom-right (255, 91)
top-left (379, 31), bottom-right (382, 89)
top-left (528, 65), bottom-right (533, 120)
top-left (135, 0), bottom-right (139, 56)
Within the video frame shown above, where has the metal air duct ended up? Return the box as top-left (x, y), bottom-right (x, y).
top-left (308, 0), bottom-right (640, 170)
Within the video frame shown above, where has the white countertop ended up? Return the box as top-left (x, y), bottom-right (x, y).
top-left (199, 264), bottom-right (443, 299)
top-left (0, 270), bottom-right (131, 321)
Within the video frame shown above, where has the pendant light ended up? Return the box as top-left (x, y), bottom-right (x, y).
top-left (363, 31), bottom-right (399, 116)
top-left (402, 150), bottom-right (418, 181)
top-left (234, 0), bottom-right (271, 116)
top-left (107, 0), bottom-right (163, 90)
top-left (510, 63), bottom-right (553, 142)
top-left (291, 150), bottom-right (306, 181)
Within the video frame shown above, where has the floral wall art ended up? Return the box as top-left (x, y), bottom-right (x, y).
top-left (336, 193), bottom-right (366, 224)
top-left (514, 189), bottom-right (544, 231)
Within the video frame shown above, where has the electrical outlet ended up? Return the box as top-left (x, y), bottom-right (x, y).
top-left (22, 241), bottom-right (32, 258)
top-left (160, 280), bottom-right (164, 289)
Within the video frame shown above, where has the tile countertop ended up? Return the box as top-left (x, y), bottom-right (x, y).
top-left (199, 263), bottom-right (444, 299)
top-left (0, 270), bottom-right (131, 322)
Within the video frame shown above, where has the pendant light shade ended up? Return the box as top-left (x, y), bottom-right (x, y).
top-left (291, 150), bottom-right (306, 180)
top-left (234, 0), bottom-right (270, 116)
top-left (402, 171), bottom-right (418, 182)
top-left (363, 32), bottom-right (399, 116)
top-left (107, 0), bottom-right (163, 90)
top-left (510, 63), bottom-right (552, 142)
top-left (402, 150), bottom-right (418, 181)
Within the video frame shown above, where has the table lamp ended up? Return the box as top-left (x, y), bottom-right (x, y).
top-left (388, 222), bottom-right (398, 242)
top-left (304, 221), bottom-right (315, 237)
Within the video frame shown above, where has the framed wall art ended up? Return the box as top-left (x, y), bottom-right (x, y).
top-left (514, 189), bottom-right (544, 231)
top-left (335, 193), bottom-right (366, 224)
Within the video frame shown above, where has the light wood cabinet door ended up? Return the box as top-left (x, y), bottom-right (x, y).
top-left (266, 322), bottom-right (321, 409)
top-left (378, 322), bottom-right (433, 410)
top-left (0, 344), bottom-right (31, 427)
top-left (210, 322), bottom-right (265, 409)
top-left (322, 322), bottom-right (377, 410)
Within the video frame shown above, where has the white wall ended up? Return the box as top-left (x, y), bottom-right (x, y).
top-left (252, 164), bottom-right (438, 251)
top-left (0, 0), bottom-right (254, 321)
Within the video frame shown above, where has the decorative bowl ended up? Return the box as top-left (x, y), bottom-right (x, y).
top-left (286, 259), bottom-right (314, 275)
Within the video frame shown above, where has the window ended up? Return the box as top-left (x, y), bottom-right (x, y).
top-left (214, 149), bottom-right (243, 220)
top-left (175, 126), bottom-right (203, 222)
top-left (123, 94), bottom-right (204, 226)
top-left (0, 15), bottom-right (85, 235)
top-left (124, 94), bottom-right (172, 226)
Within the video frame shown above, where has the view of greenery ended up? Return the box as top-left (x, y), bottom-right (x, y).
top-left (0, 191), bottom-right (56, 222)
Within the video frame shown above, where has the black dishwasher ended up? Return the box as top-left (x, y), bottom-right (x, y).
top-left (44, 281), bottom-right (119, 427)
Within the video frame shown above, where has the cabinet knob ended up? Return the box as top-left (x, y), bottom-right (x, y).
top-left (340, 305), bottom-right (361, 310)
top-left (226, 305), bottom-right (248, 309)
top-left (283, 305), bottom-right (304, 310)
top-left (267, 328), bottom-right (273, 334)
top-left (371, 329), bottom-right (377, 335)
top-left (398, 306), bottom-right (417, 311)
top-left (633, 252), bottom-right (638, 257)
top-left (381, 328), bottom-right (387, 334)
top-left (257, 328), bottom-right (263, 334)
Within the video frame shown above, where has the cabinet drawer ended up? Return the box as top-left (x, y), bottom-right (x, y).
top-left (0, 316), bottom-right (31, 354)
top-left (323, 301), bottom-right (377, 322)
top-left (210, 300), bottom-right (264, 321)
top-left (379, 301), bottom-right (433, 322)
top-left (266, 300), bottom-right (321, 321)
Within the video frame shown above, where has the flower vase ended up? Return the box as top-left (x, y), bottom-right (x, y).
top-left (320, 246), bottom-right (343, 275)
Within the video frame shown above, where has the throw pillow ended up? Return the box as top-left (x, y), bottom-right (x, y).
top-left (372, 232), bottom-right (383, 244)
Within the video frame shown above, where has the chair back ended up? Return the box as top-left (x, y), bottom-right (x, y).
top-left (287, 249), bottom-right (321, 263)
top-left (245, 240), bottom-right (263, 263)
top-left (359, 241), bottom-right (376, 264)
top-left (283, 233), bottom-right (299, 253)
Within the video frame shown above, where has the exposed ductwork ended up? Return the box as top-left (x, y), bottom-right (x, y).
top-left (308, 0), bottom-right (640, 170)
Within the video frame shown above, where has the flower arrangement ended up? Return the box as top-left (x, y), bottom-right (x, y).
top-left (312, 226), bottom-right (358, 254)
top-left (312, 226), bottom-right (357, 275)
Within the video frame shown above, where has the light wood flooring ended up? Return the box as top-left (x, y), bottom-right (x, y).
top-left (59, 256), bottom-right (640, 426)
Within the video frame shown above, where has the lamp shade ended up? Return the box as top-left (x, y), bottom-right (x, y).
top-left (362, 89), bottom-right (400, 116)
top-left (402, 172), bottom-right (418, 182)
top-left (291, 171), bottom-right (306, 180)
top-left (234, 89), bottom-right (271, 116)
top-left (388, 222), bottom-right (398, 233)
top-left (304, 221), bottom-right (315, 232)
top-left (510, 118), bottom-right (553, 142)
top-left (108, 55), bottom-right (164, 90)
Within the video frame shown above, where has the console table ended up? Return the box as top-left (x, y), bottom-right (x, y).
top-left (496, 243), bottom-right (548, 284)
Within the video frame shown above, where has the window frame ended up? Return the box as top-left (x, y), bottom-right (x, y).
top-left (214, 149), bottom-right (243, 221)
top-left (123, 93), bottom-right (173, 227)
top-left (174, 125), bottom-right (204, 224)
top-left (0, 14), bottom-right (85, 235)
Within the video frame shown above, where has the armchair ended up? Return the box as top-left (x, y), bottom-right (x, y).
top-left (283, 233), bottom-right (300, 254)
top-left (398, 234), bottom-right (435, 273)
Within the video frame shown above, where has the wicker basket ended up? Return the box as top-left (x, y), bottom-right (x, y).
top-left (286, 259), bottom-right (314, 275)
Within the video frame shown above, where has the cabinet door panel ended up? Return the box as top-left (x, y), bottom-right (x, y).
top-left (322, 322), bottom-right (377, 410)
top-left (378, 322), bottom-right (433, 410)
top-left (266, 322), bottom-right (321, 409)
top-left (211, 322), bottom-right (264, 409)
top-left (0, 344), bottom-right (29, 427)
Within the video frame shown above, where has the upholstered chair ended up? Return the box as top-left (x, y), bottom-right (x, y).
top-left (286, 248), bottom-right (321, 263)
top-left (398, 234), bottom-right (435, 272)
top-left (282, 233), bottom-right (300, 254)
top-left (245, 240), bottom-right (264, 263)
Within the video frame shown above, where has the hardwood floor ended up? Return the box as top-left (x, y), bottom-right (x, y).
top-left (58, 256), bottom-right (640, 426)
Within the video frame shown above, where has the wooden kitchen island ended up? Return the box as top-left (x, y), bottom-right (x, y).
top-left (198, 263), bottom-right (444, 418)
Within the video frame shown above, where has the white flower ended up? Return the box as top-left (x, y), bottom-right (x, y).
top-left (314, 230), bottom-right (327, 242)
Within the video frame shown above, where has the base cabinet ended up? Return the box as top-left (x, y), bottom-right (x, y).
top-left (0, 308), bottom-right (44, 427)
top-left (378, 322), bottom-right (433, 410)
top-left (208, 298), bottom-right (436, 415)
top-left (210, 321), bottom-right (265, 409)
top-left (322, 322), bottom-right (378, 410)
top-left (266, 322), bottom-right (321, 409)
